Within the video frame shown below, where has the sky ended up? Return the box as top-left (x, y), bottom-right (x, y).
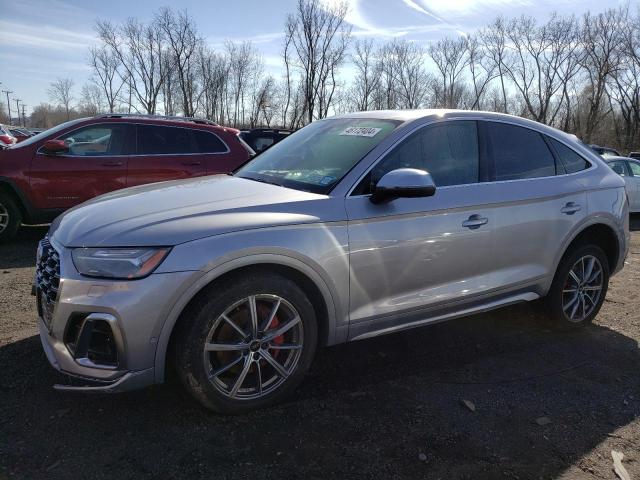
top-left (0, 0), bottom-right (630, 117)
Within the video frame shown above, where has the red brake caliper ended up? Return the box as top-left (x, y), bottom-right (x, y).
top-left (269, 316), bottom-right (285, 359)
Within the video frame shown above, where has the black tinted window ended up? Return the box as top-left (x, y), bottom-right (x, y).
top-left (548, 137), bottom-right (590, 174)
top-left (371, 121), bottom-right (479, 188)
top-left (138, 125), bottom-right (195, 155)
top-left (193, 130), bottom-right (227, 153)
top-left (487, 123), bottom-right (556, 180)
top-left (56, 124), bottom-right (133, 156)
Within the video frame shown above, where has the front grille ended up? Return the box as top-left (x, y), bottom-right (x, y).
top-left (36, 238), bottom-right (60, 329)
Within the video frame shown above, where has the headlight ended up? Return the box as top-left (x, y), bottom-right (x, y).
top-left (72, 247), bottom-right (170, 279)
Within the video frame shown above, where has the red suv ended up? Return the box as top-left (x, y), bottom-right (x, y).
top-left (0, 114), bottom-right (254, 242)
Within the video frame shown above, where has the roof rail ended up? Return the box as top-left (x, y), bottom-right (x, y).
top-left (96, 113), bottom-right (218, 126)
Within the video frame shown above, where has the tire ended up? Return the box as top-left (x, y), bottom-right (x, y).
top-left (0, 191), bottom-right (22, 243)
top-left (174, 271), bottom-right (318, 414)
top-left (543, 244), bottom-right (610, 330)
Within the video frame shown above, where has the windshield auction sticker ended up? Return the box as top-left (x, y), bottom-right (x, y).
top-left (339, 126), bottom-right (382, 137)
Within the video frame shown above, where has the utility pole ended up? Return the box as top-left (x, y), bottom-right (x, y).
top-left (14, 99), bottom-right (21, 125)
top-left (2, 90), bottom-right (13, 123)
top-left (21, 104), bottom-right (27, 127)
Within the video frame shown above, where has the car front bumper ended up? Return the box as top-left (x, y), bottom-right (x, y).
top-left (36, 237), bottom-right (196, 392)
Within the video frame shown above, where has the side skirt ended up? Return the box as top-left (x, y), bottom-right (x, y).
top-left (348, 291), bottom-right (540, 342)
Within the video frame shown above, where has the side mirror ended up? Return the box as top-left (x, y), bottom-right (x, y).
top-left (370, 168), bottom-right (436, 204)
top-left (42, 139), bottom-right (69, 155)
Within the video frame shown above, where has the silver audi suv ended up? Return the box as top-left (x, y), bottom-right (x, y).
top-left (36, 110), bottom-right (630, 413)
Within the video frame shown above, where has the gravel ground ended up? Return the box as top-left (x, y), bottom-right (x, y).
top-left (1, 219), bottom-right (639, 480)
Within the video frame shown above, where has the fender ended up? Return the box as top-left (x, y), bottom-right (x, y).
top-left (550, 212), bottom-right (625, 286)
top-left (152, 252), bottom-right (344, 384)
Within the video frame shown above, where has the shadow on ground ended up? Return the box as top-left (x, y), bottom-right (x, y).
top-left (1, 306), bottom-right (638, 479)
top-left (0, 225), bottom-right (48, 269)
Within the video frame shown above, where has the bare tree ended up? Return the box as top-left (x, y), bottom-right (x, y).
top-left (47, 78), bottom-right (75, 120)
top-left (428, 37), bottom-right (470, 108)
top-left (285, 0), bottom-right (351, 123)
top-left (578, 8), bottom-right (626, 142)
top-left (78, 83), bottom-right (105, 116)
top-left (156, 8), bottom-right (200, 116)
top-left (480, 18), bottom-right (510, 112)
top-left (351, 39), bottom-right (380, 111)
top-left (88, 45), bottom-right (124, 113)
top-left (465, 34), bottom-right (497, 110)
top-left (608, 7), bottom-right (640, 150)
top-left (96, 18), bottom-right (167, 114)
top-left (500, 14), bottom-right (582, 124)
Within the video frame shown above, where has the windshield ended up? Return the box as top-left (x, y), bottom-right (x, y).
top-left (235, 117), bottom-right (401, 194)
top-left (8, 118), bottom-right (87, 149)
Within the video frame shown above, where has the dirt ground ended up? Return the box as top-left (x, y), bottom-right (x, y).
top-left (1, 218), bottom-right (639, 480)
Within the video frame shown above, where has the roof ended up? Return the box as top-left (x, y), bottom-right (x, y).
top-left (603, 156), bottom-right (639, 162)
top-left (96, 113), bottom-right (218, 127)
top-left (334, 108), bottom-right (532, 123)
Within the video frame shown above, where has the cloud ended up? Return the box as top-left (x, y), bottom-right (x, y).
top-left (0, 20), bottom-right (95, 51)
top-left (419, 0), bottom-right (532, 16)
top-left (401, 0), bottom-right (446, 22)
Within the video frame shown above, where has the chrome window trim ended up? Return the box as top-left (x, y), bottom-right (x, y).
top-left (345, 116), bottom-right (598, 198)
top-left (35, 121), bottom-right (231, 158)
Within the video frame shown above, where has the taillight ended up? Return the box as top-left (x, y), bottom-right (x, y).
top-left (0, 135), bottom-right (15, 144)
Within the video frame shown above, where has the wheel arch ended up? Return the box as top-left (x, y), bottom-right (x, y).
top-left (0, 178), bottom-right (29, 222)
top-left (554, 219), bottom-right (622, 280)
top-left (153, 254), bottom-right (342, 384)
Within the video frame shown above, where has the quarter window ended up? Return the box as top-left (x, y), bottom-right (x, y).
top-left (486, 122), bottom-right (556, 180)
top-left (548, 137), bottom-right (590, 174)
top-left (192, 130), bottom-right (228, 153)
top-left (55, 124), bottom-right (132, 156)
top-left (367, 121), bottom-right (479, 190)
top-left (138, 125), bottom-right (196, 155)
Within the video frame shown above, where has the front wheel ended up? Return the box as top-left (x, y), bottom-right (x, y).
top-left (174, 272), bottom-right (317, 414)
top-left (544, 244), bottom-right (610, 329)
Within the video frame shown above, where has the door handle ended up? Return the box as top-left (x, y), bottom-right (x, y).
top-left (462, 214), bottom-right (488, 229)
top-left (102, 161), bottom-right (123, 167)
top-left (181, 160), bottom-right (202, 166)
top-left (561, 202), bottom-right (582, 215)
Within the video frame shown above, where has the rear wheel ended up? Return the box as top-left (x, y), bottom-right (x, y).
top-left (174, 272), bottom-right (317, 414)
top-left (544, 244), bottom-right (609, 329)
top-left (0, 191), bottom-right (22, 243)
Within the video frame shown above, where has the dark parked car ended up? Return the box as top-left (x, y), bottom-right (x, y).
top-left (589, 144), bottom-right (620, 157)
top-left (0, 114), bottom-right (254, 242)
top-left (8, 127), bottom-right (33, 143)
top-left (240, 128), bottom-right (292, 153)
top-left (629, 152), bottom-right (640, 160)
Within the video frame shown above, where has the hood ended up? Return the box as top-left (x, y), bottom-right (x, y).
top-left (51, 175), bottom-right (341, 247)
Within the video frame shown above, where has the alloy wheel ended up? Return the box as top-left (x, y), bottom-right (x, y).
top-left (203, 294), bottom-right (304, 400)
top-left (0, 202), bottom-right (9, 234)
top-left (562, 255), bottom-right (604, 322)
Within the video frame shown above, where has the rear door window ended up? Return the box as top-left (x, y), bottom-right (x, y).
top-left (485, 122), bottom-right (557, 181)
top-left (137, 125), bottom-right (196, 155)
